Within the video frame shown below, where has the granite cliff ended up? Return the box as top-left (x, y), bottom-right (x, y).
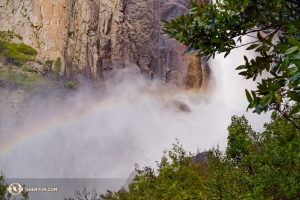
top-left (0, 0), bottom-right (209, 89)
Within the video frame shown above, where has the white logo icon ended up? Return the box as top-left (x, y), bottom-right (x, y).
top-left (7, 182), bottom-right (23, 196)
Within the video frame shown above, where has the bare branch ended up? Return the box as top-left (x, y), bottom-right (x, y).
top-left (271, 107), bottom-right (300, 130)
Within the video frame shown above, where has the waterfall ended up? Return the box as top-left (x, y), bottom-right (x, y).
top-left (155, 0), bottom-right (162, 78)
top-left (0, 1), bottom-right (270, 197)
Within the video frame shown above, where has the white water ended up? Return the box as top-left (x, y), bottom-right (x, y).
top-left (0, 39), bottom-right (270, 181)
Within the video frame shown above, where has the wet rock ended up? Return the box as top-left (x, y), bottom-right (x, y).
top-left (171, 100), bottom-right (191, 112)
top-left (191, 152), bottom-right (208, 164)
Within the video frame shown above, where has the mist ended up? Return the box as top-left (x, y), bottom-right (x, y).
top-left (0, 41), bottom-right (270, 181)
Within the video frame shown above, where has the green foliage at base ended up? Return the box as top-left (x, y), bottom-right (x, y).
top-left (0, 171), bottom-right (28, 200)
top-left (3, 113), bottom-right (300, 199)
top-left (0, 68), bottom-right (51, 92)
top-left (0, 172), bottom-right (8, 200)
top-left (96, 113), bottom-right (300, 200)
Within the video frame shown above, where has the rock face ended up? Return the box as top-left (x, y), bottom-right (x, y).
top-left (191, 152), bottom-right (208, 164)
top-left (0, 0), bottom-right (209, 89)
top-left (0, 88), bottom-right (25, 133)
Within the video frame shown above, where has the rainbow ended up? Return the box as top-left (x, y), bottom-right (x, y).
top-left (0, 89), bottom-right (209, 158)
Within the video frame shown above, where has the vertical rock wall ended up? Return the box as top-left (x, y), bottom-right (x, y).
top-left (0, 0), bottom-right (209, 90)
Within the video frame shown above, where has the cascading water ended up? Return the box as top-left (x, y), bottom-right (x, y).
top-left (0, 0), bottom-right (270, 199)
top-left (0, 43), bottom-right (269, 177)
top-left (155, 0), bottom-right (162, 78)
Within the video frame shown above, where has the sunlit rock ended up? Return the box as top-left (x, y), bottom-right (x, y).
top-left (0, 0), bottom-right (209, 90)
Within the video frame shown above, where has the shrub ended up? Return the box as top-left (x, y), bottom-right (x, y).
top-left (22, 65), bottom-right (36, 73)
top-left (53, 57), bottom-right (62, 80)
top-left (0, 68), bottom-right (51, 92)
top-left (66, 81), bottom-right (76, 90)
top-left (15, 43), bottom-right (38, 56)
top-left (0, 42), bottom-right (37, 66)
top-left (44, 59), bottom-right (54, 73)
top-left (0, 30), bottom-right (23, 42)
top-left (0, 31), bottom-right (37, 67)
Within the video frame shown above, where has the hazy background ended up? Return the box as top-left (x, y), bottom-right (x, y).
top-left (0, 39), bottom-right (270, 181)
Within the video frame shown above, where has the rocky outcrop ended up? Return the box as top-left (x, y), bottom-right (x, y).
top-left (191, 152), bottom-right (208, 164)
top-left (0, 0), bottom-right (209, 89)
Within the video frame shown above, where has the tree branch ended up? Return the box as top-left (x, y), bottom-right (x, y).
top-left (272, 107), bottom-right (300, 130)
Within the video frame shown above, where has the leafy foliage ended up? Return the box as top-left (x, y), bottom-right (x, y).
top-left (44, 59), bottom-right (54, 73)
top-left (0, 31), bottom-right (23, 42)
top-left (162, 0), bottom-right (300, 129)
top-left (54, 57), bottom-right (62, 80)
top-left (121, 140), bottom-right (209, 200)
top-left (66, 81), bottom-right (76, 90)
top-left (0, 31), bottom-right (37, 66)
top-left (0, 67), bottom-right (51, 92)
top-left (0, 171), bottom-right (29, 200)
top-left (91, 113), bottom-right (300, 200)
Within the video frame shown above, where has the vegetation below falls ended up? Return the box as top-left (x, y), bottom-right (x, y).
top-left (60, 112), bottom-right (300, 200)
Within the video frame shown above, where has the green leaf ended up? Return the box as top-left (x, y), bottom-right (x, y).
top-left (290, 141), bottom-right (300, 147)
top-left (260, 94), bottom-right (273, 106)
top-left (291, 104), bottom-right (300, 115)
top-left (277, 44), bottom-right (289, 52)
top-left (245, 89), bottom-right (253, 103)
top-left (246, 44), bottom-right (259, 50)
top-left (255, 105), bottom-right (263, 114)
top-left (257, 32), bottom-right (264, 42)
top-left (161, 20), bottom-right (169, 24)
top-left (266, 33), bottom-right (275, 45)
top-left (287, 36), bottom-right (299, 46)
top-left (294, 53), bottom-right (300, 60)
top-left (286, 132), bottom-right (296, 142)
top-left (290, 72), bottom-right (300, 81)
top-left (236, 65), bottom-right (246, 70)
top-left (224, 51), bottom-right (230, 58)
top-left (282, 56), bottom-right (290, 71)
top-left (277, 136), bottom-right (286, 146)
top-left (285, 46), bottom-right (298, 55)
top-left (275, 93), bottom-right (281, 103)
top-left (211, 38), bottom-right (222, 43)
top-left (251, 90), bottom-right (257, 102)
top-left (288, 92), bottom-right (300, 101)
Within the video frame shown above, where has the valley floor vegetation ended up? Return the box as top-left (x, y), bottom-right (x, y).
top-left (64, 112), bottom-right (300, 199)
top-left (2, 112), bottom-right (300, 199)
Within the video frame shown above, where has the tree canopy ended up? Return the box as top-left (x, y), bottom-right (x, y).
top-left (63, 112), bottom-right (300, 199)
top-left (162, 0), bottom-right (300, 130)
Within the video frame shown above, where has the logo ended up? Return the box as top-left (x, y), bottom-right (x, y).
top-left (7, 182), bottom-right (23, 196)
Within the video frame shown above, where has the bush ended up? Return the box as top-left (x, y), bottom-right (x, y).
top-left (53, 57), bottom-right (62, 80)
top-left (0, 171), bottom-right (28, 200)
top-left (66, 81), bottom-right (76, 90)
top-left (14, 43), bottom-right (38, 56)
top-left (0, 42), bottom-right (37, 66)
top-left (68, 113), bottom-right (300, 200)
top-left (22, 65), bottom-right (36, 73)
top-left (44, 60), bottom-right (54, 72)
top-left (0, 68), bottom-right (51, 92)
top-left (0, 30), bottom-right (23, 42)
top-left (0, 31), bottom-right (37, 67)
